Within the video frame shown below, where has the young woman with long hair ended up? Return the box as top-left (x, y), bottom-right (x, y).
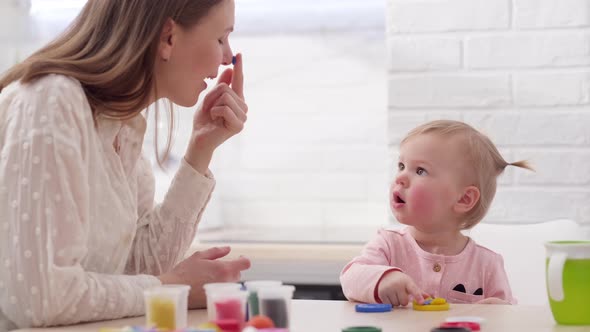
top-left (0, 0), bottom-right (250, 329)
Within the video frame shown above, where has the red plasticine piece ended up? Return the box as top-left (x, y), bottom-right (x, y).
top-left (247, 315), bottom-right (275, 329)
top-left (215, 299), bottom-right (244, 322)
top-left (215, 319), bottom-right (241, 332)
top-left (440, 321), bottom-right (481, 331)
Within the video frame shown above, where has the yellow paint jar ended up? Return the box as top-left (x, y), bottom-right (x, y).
top-left (144, 285), bottom-right (190, 330)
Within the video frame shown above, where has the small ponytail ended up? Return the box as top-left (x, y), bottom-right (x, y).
top-left (508, 160), bottom-right (534, 172)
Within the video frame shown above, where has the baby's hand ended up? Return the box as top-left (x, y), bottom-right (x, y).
top-left (377, 270), bottom-right (429, 306)
top-left (476, 297), bottom-right (510, 305)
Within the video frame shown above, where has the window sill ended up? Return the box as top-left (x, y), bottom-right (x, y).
top-left (190, 226), bottom-right (370, 284)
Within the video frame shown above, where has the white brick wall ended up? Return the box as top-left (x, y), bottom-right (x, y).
top-left (387, 0), bottom-right (590, 224)
top-left (388, 0), bottom-right (511, 33)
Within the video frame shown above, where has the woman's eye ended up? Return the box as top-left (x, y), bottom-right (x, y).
top-left (398, 162), bottom-right (405, 171)
top-left (417, 167), bottom-right (428, 176)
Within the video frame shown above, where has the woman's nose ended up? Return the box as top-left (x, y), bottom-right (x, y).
top-left (221, 45), bottom-right (234, 66)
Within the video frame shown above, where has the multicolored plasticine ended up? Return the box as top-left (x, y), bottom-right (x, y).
top-left (412, 297), bottom-right (450, 311)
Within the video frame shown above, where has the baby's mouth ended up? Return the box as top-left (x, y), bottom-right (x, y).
top-left (394, 194), bottom-right (406, 204)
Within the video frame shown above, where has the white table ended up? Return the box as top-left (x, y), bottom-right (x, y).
top-left (13, 300), bottom-right (590, 332)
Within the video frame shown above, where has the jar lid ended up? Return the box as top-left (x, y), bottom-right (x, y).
top-left (355, 303), bottom-right (392, 313)
top-left (342, 326), bottom-right (382, 332)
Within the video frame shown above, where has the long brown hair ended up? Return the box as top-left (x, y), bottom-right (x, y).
top-left (0, 0), bottom-right (223, 164)
top-left (402, 120), bottom-right (534, 229)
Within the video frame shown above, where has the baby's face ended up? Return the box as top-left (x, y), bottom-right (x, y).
top-left (390, 133), bottom-right (468, 230)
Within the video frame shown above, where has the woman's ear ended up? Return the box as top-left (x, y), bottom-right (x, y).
top-left (158, 18), bottom-right (177, 62)
top-left (454, 186), bottom-right (480, 214)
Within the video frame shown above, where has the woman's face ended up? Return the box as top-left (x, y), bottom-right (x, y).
top-left (155, 0), bottom-right (235, 107)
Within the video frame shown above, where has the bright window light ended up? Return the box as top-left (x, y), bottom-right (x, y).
top-left (27, 0), bottom-right (87, 40)
top-left (30, 0), bottom-right (86, 14)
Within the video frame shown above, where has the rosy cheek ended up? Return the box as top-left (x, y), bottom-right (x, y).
top-left (408, 184), bottom-right (436, 215)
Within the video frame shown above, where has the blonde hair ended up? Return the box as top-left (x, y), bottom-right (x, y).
top-left (401, 120), bottom-right (533, 229)
top-left (0, 0), bottom-right (223, 165)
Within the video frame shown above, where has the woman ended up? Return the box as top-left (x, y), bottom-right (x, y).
top-left (0, 0), bottom-right (250, 329)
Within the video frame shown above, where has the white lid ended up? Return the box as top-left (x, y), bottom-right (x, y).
top-left (257, 285), bottom-right (295, 298)
top-left (144, 284), bottom-right (190, 297)
top-left (445, 316), bottom-right (486, 325)
top-left (203, 282), bottom-right (242, 292)
top-left (244, 280), bottom-right (283, 291)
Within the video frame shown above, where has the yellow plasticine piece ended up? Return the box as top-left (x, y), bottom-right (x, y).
top-left (197, 322), bottom-right (221, 332)
top-left (147, 297), bottom-right (176, 330)
top-left (413, 297), bottom-right (450, 311)
top-left (431, 297), bottom-right (446, 305)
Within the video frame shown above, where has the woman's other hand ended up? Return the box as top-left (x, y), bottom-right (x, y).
top-left (185, 53), bottom-right (248, 174)
top-left (157, 246), bottom-right (251, 309)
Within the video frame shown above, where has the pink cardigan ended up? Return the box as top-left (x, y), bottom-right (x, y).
top-left (340, 227), bottom-right (516, 304)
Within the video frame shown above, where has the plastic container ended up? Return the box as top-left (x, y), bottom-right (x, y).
top-left (243, 280), bottom-right (283, 317)
top-left (203, 282), bottom-right (243, 321)
top-left (144, 285), bottom-right (190, 330)
top-left (207, 287), bottom-right (249, 326)
top-left (257, 285), bottom-right (295, 329)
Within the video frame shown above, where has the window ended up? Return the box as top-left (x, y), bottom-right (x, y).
top-left (178, 0), bottom-right (390, 243)
top-left (29, 0), bottom-right (87, 39)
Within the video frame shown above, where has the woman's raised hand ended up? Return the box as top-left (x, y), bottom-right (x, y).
top-left (184, 53), bottom-right (248, 174)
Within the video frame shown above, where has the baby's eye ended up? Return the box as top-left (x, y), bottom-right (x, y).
top-left (416, 167), bottom-right (428, 176)
top-left (218, 39), bottom-right (224, 45)
top-left (398, 162), bottom-right (405, 171)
